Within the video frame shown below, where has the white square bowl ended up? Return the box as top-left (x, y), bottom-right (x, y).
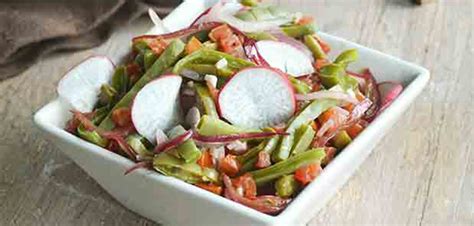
top-left (33, 1), bottom-right (430, 225)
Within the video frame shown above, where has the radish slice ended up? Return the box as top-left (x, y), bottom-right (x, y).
top-left (269, 31), bottom-right (313, 59)
top-left (218, 67), bottom-right (296, 129)
top-left (57, 56), bottom-right (115, 112)
top-left (378, 81), bottom-right (403, 111)
top-left (255, 40), bottom-right (315, 77)
top-left (131, 75), bottom-right (183, 142)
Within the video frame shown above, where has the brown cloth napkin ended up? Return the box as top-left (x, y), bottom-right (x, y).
top-left (0, 0), bottom-right (181, 80)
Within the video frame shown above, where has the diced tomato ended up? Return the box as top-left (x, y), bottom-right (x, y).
top-left (111, 107), bottom-right (132, 128)
top-left (297, 16), bottom-right (314, 25)
top-left (232, 173), bottom-right (257, 199)
top-left (126, 63), bottom-right (142, 84)
top-left (147, 38), bottom-right (168, 55)
top-left (196, 183), bottom-right (223, 195)
top-left (197, 149), bottom-right (214, 168)
top-left (218, 34), bottom-right (243, 54)
top-left (255, 151), bottom-right (271, 169)
top-left (310, 121), bottom-right (319, 131)
top-left (343, 103), bottom-right (355, 112)
top-left (318, 107), bottom-right (347, 133)
top-left (208, 24), bottom-right (243, 56)
top-left (346, 123), bottom-right (364, 139)
top-left (185, 36), bottom-right (203, 55)
top-left (209, 24), bottom-right (233, 42)
top-left (218, 154), bottom-right (241, 177)
top-left (294, 163), bottom-right (323, 185)
top-left (321, 147), bottom-right (337, 166)
top-left (312, 82), bottom-right (322, 91)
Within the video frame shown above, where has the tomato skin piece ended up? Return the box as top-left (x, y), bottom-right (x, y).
top-left (294, 162), bottom-right (323, 185)
top-left (196, 183), bottom-right (223, 195)
top-left (218, 154), bottom-right (241, 177)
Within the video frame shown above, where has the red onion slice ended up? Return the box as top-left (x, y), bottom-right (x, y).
top-left (347, 69), bottom-right (381, 122)
top-left (153, 130), bottom-right (194, 153)
top-left (377, 81), bottom-right (403, 112)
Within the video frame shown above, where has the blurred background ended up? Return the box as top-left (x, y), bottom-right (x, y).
top-left (0, 0), bottom-right (472, 226)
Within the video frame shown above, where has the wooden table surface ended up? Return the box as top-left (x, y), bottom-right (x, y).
top-left (0, 0), bottom-right (472, 225)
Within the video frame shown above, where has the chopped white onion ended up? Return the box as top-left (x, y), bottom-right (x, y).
top-left (215, 58), bottom-right (228, 69)
top-left (204, 74), bottom-right (218, 88)
top-left (210, 146), bottom-right (226, 166)
top-left (180, 69), bottom-right (203, 81)
top-left (225, 140), bottom-right (247, 154)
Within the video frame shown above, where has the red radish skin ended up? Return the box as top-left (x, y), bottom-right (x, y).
top-left (57, 56), bottom-right (115, 112)
top-left (378, 81), bottom-right (403, 112)
top-left (269, 31), bottom-right (313, 60)
top-left (131, 75), bottom-right (183, 143)
top-left (217, 66), bottom-right (296, 129)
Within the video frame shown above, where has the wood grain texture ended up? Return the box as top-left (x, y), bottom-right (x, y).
top-left (0, 0), bottom-right (472, 225)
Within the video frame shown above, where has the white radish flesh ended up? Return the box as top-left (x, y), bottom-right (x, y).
top-left (218, 67), bottom-right (295, 129)
top-left (131, 75), bottom-right (183, 142)
top-left (57, 56), bottom-right (115, 112)
top-left (255, 40), bottom-right (315, 77)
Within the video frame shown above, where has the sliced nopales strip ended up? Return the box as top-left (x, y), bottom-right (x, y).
top-left (132, 75), bottom-right (183, 142)
top-left (218, 67), bottom-right (295, 129)
top-left (255, 40), bottom-right (314, 77)
top-left (57, 56), bottom-right (115, 112)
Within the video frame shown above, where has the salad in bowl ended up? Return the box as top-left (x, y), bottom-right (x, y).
top-left (57, 0), bottom-right (403, 215)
